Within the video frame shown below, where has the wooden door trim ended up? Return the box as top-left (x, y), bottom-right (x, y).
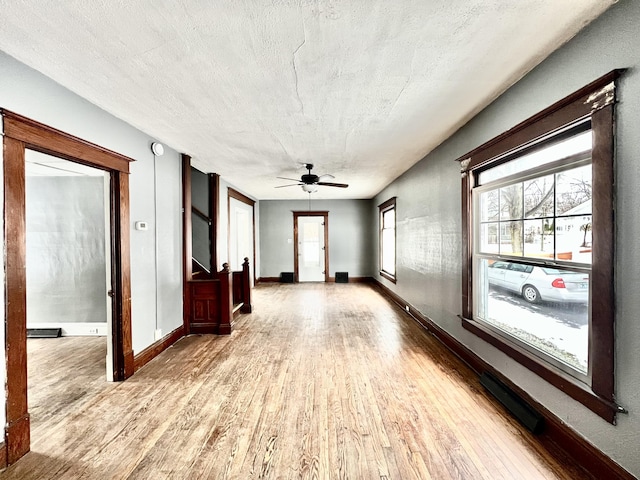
top-left (181, 155), bottom-right (193, 333)
top-left (1, 109), bottom-right (134, 465)
top-left (228, 187), bottom-right (256, 286)
top-left (293, 211), bottom-right (329, 283)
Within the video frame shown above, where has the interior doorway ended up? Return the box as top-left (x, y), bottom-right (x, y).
top-left (2, 109), bottom-right (134, 465)
top-left (25, 151), bottom-right (112, 379)
top-left (293, 211), bottom-right (329, 282)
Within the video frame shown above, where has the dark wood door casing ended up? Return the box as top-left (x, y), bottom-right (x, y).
top-left (1, 109), bottom-right (134, 465)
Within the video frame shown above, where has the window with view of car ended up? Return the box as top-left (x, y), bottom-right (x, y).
top-left (458, 71), bottom-right (620, 422)
top-left (475, 127), bottom-right (593, 377)
top-left (379, 197), bottom-right (396, 282)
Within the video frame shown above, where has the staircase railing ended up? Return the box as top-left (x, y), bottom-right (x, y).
top-left (186, 258), bottom-right (252, 335)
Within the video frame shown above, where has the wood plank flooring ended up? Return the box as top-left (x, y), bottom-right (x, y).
top-left (2, 283), bottom-right (595, 479)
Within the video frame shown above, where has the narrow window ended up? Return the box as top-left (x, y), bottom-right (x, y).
top-left (379, 197), bottom-right (396, 282)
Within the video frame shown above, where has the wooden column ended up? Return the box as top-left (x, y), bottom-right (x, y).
top-left (3, 136), bottom-right (30, 464)
top-left (218, 263), bottom-right (233, 335)
top-left (240, 257), bottom-right (252, 313)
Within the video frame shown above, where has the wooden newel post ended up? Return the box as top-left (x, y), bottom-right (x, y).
top-left (241, 257), bottom-right (252, 313)
top-left (218, 263), bottom-right (233, 335)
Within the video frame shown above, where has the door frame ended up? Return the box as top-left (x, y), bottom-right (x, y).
top-left (293, 211), bottom-right (329, 283)
top-left (228, 187), bottom-right (256, 285)
top-left (1, 110), bottom-right (134, 465)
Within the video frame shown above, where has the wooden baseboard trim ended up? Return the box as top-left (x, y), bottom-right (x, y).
top-left (258, 276), bottom-right (374, 284)
top-left (328, 276), bottom-right (373, 283)
top-left (134, 326), bottom-right (185, 372)
top-left (256, 277), bottom-right (280, 283)
top-left (371, 280), bottom-right (635, 480)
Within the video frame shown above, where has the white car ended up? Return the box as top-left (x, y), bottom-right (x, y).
top-left (487, 261), bottom-right (589, 304)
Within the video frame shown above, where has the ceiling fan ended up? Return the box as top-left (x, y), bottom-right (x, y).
top-left (276, 163), bottom-right (349, 192)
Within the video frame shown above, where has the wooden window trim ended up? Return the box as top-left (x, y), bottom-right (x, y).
top-left (378, 197), bottom-right (397, 283)
top-left (227, 187), bottom-right (256, 286)
top-left (456, 70), bottom-right (623, 423)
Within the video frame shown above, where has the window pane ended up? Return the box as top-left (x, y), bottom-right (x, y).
top-left (479, 223), bottom-right (499, 254)
top-left (480, 190), bottom-right (499, 222)
top-left (478, 130), bottom-right (592, 185)
top-left (383, 208), bottom-right (395, 228)
top-left (556, 164), bottom-right (592, 216)
top-left (476, 258), bottom-right (589, 375)
top-left (556, 215), bottom-right (592, 264)
top-left (523, 219), bottom-right (554, 259)
top-left (500, 184), bottom-right (523, 220)
top-left (524, 175), bottom-right (554, 218)
top-left (499, 221), bottom-right (523, 256)
top-left (381, 228), bottom-right (395, 274)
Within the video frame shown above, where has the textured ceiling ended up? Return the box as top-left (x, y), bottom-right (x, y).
top-left (0, 1), bottom-right (615, 199)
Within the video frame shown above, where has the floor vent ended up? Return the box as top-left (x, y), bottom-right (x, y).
top-left (280, 272), bottom-right (294, 283)
top-left (27, 328), bottom-right (62, 338)
top-left (480, 372), bottom-right (544, 434)
top-left (335, 272), bottom-right (349, 283)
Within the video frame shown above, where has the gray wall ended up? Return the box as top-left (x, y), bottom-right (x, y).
top-left (26, 175), bottom-right (107, 325)
top-left (260, 199), bottom-right (374, 279)
top-left (373, 1), bottom-right (640, 476)
top-left (0, 49), bottom-right (184, 356)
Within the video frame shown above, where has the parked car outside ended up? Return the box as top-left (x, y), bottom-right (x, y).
top-left (487, 261), bottom-right (589, 304)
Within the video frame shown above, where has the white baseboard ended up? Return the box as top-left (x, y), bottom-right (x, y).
top-left (26, 322), bottom-right (108, 336)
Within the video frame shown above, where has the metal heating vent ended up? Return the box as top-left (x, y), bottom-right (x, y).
top-left (27, 328), bottom-right (62, 338)
top-left (335, 272), bottom-right (349, 283)
top-left (480, 372), bottom-right (544, 434)
top-left (280, 272), bottom-right (294, 283)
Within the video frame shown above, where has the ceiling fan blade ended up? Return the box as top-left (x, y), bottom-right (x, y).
top-left (317, 182), bottom-right (349, 188)
top-left (275, 183), bottom-right (302, 188)
top-left (277, 176), bottom-right (302, 182)
top-left (317, 174), bottom-right (335, 181)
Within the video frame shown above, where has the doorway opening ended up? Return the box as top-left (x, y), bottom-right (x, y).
top-left (293, 211), bottom-right (329, 283)
top-left (25, 152), bottom-right (112, 441)
top-left (2, 109), bottom-right (134, 465)
top-left (26, 152), bottom-right (112, 373)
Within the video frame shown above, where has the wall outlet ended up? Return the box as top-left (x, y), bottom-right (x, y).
top-left (154, 329), bottom-right (163, 341)
top-left (88, 327), bottom-right (99, 335)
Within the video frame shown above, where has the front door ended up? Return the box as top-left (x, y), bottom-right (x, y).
top-left (296, 214), bottom-right (327, 282)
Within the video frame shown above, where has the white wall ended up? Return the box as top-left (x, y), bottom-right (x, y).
top-left (0, 50), bottom-right (184, 359)
top-left (260, 199), bottom-right (374, 279)
top-left (373, 1), bottom-right (640, 476)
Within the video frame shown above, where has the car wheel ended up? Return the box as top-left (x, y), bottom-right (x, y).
top-left (522, 284), bottom-right (540, 303)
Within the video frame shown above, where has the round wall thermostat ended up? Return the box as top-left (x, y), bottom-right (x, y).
top-left (151, 142), bottom-right (164, 156)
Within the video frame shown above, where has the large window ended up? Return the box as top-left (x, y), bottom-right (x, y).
top-left (379, 197), bottom-right (396, 282)
top-left (458, 71), bottom-right (621, 423)
top-left (475, 126), bottom-right (592, 377)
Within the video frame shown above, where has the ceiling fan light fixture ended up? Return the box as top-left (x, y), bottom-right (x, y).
top-left (302, 184), bottom-right (318, 193)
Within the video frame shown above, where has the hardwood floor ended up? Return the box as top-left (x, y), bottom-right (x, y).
top-left (27, 336), bottom-right (108, 439)
top-left (2, 284), bottom-right (595, 479)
